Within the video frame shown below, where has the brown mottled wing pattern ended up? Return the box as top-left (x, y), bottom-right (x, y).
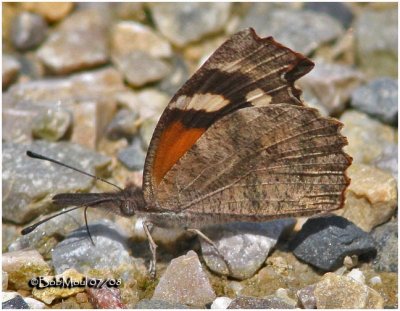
top-left (155, 104), bottom-right (352, 220)
top-left (143, 28), bottom-right (314, 201)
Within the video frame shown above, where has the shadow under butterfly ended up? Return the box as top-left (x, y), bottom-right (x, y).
top-left (22, 28), bottom-right (352, 278)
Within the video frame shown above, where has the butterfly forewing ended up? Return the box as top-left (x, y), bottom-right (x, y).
top-left (143, 28), bottom-right (314, 199)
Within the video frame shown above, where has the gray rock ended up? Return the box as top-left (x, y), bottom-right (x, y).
top-left (113, 51), bottom-right (171, 87)
top-left (298, 59), bottom-right (364, 115)
top-left (355, 9), bottom-right (397, 77)
top-left (304, 2), bottom-right (354, 28)
top-left (371, 218), bottom-right (398, 272)
top-left (2, 54), bottom-right (20, 89)
top-left (31, 108), bottom-right (72, 141)
top-left (290, 215), bottom-right (376, 271)
top-left (37, 8), bottom-right (110, 74)
top-left (106, 109), bottom-right (140, 140)
top-left (351, 77), bottom-right (398, 125)
top-left (118, 138), bottom-right (146, 171)
top-left (296, 284), bottom-right (317, 309)
top-left (2, 224), bottom-right (19, 252)
top-left (158, 56), bottom-right (189, 96)
top-left (240, 5), bottom-right (344, 55)
top-left (228, 296), bottom-right (295, 309)
top-left (87, 286), bottom-right (126, 309)
top-left (2, 141), bottom-right (110, 224)
top-left (200, 219), bottom-right (295, 280)
top-left (135, 299), bottom-right (189, 309)
top-left (151, 3), bottom-right (231, 47)
top-left (372, 144), bottom-right (398, 180)
top-left (52, 220), bottom-right (136, 278)
top-left (11, 12), bottom-right (47, 50)
top-left (152, 250), bottom-right (216, 307)
top-left (2, 295), bottom-right (29, 309)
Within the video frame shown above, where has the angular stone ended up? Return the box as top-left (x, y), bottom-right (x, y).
top-left (11, 12), bottom-right (47, 50)
top-left (240, 5), bottom-right (344, 55)
top-left (21, 2), bottom-right (74, 22)
top-left (31, 108), bottom-right (72, 141)
top-left (158, 56), bottom-right (190, 96)
top-left (51, 220), bottom-right (137, 277)
top-left (2, 249), bottom-right (51, 290)
top-left (372, 144), bottom-right (398, 180)
top-left (297, 284), bottom-right (317, 309)
top-left (152, 250), bottom-right (216, 307)
top-left (200, 219), bottom-right (295, 279)
top-left (351, 77), bottom-right (398, 125)
top-left (304, 2), bottom-right (354, 28)
top-left (290, 215), bottom-right (376, 271)
top-left (31, 269), bottom-right (86, 304)
top-left (228, 296), bottom-right (295, 309)
top-left (298, 60), bottom-right (364, 115)
top-left (134, 299), bottom-right (189, 309)
top-left (336, 164), bottom-right (397, 232)
top-left (314, 273), bottom-right (384, 308)
top-left (340, 110), bottom-right (397, 164)
top-left (371, 218), bottom-right (398, 272)
top-left (2, 270), bottom-right (8, 290)
top-left (151, 3), bottom-right (231, 47)
top-left (106, 108), bottom-right (140, 140)
top-left (87, 287), bottom-right (126, 309)
top-left (2, 54), bottom-right (20, 89)
top-left (111, 21), bottom-right (172, 58)
top-left (2, 141), bottom-right (110, 224)
top-left (37, 9), bottom-right (110, 74)
top-left (355, 9), bottom-right (397, 77)
top-left (118, 138), bottom-right (147, 171)
top-left (2, 294), bottom-right (29, 309)
top-left (211, 297), bottom-right (233, 309)
top-left (24, 297), bottom-right (46, 309)
top-left (113, 51), bottom-right (171, 87)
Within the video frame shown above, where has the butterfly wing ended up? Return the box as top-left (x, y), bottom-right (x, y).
top-left (154, 104), bottom-right (352, 219)
top-left (143, 28), bottom-right (314, 201)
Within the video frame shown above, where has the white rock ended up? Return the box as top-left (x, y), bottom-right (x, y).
top-left (211, 297), bottom-right (233, 309)
top-left (347, 268), bottom-right (366, 284)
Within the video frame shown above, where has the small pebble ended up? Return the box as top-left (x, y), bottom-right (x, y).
top-left (369, 276), bottom-right (382, 285)
top-left (211, 297), bottom-right (233, 309)
top-left (346, 268), bottom-right (366, 284)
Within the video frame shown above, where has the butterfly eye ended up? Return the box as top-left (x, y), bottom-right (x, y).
top-left (120, 200), bottom-right (135, 216)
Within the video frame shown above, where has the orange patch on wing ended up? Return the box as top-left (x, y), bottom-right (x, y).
top-left (153, 121), bottom-right (205, 185)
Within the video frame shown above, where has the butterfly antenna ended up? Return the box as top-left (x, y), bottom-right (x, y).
top-left (84, 206), bottom-right (95, 246)
top-left (26, 150), bottom-right (123, 191)
top-left (21, 206), bottom-right (83, 235)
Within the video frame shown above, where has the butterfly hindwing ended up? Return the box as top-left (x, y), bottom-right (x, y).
top-left (153, 104), bottom-right (351, 219)
top-left (143, 28), bottom-right (314, 201)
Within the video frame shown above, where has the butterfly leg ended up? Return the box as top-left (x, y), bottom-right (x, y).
top-left (142, 220), bottom-right (158, 278)
top-left (186, 228), bottom-right (233, 276)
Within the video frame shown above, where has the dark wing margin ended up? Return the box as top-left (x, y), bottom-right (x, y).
top-left (143, 28), bottom-right (314, 201)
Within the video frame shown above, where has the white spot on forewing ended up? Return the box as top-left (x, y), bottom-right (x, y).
top-left (246, 88), bottom-right (272, 106)
top-left (173, 94), bottom-right (230, 112)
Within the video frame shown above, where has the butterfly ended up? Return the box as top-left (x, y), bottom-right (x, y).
top-left (23, 28), bottom-right (352, 277)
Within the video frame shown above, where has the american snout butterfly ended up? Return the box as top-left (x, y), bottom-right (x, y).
top-left (23, 28), bottom-right (352, 277)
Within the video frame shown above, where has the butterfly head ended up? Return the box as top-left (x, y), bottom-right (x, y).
top-left (119, 183), bottom-right (146, 216)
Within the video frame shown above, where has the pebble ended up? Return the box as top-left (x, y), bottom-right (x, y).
top-left (2, 271), bottom-right (8, 290)
top-left (303, 2), bottom-right (354, 28)
top-left (298, 59), bottom-right (364, 115)
top-left (346, 268), bottom-right (366, 284)
top-left (32, 269), bottom-right (86, 304)
top-left (51, 220), bottom-right (137, 277)
top-left (157, 56), bottom-right (189, 96)
top-left (87, 287), bottom-right (126, 309)
top-left (111, 21), bottom-right (172, 58)
top-left (2, 54), bottom-right (20, 89)
top-left (152, 250), bottom-right (216, 307)
top-left (2, 141), bottom-right (110, 224)
top-left (240, 5), bottom-right (344, 55)
top-left (24, 297), bottom-right (46, 309)
top-left (297, 284), bottom-right (317, 309)
top-left (211, 297), bottom-right (233, 309)
top-left (2, 249), bottom-right (51, 290)
top-left (336, 163), bottom-right (397, 232)
top-left (37, 9), bottom-right (110, 74)
top-left (31, 107), bottom-right (72, 141)
top-left (354, 8), bottom-right (397, 77)
top-left (372, 144), bottom-right (398, 180)
top-left (10, 12), bottom-right (47, 50)
top-left (290, 215), bottom-right (376, 271)
top-left (200, 219), bottom-right (295, 279)
top-left (2, 294), bottom-right (29, 309)
top-left (228, 296), bottom-right (295, 309)
top-left (134, 299), bottom-right (189, 309)
top-left (151, 3), bottom-right (231, 47)
top-left (113, 51), bottom-right (171, 87)
top-left (313, 272), bottom-right (384, 308)
top-left (369, 276), bottom-right (382, 285)
top-left (341, 110), bottom-right (397, 164)
top-left (21, 2), bottom-right (74, 22)
top-left (351, 77), bottom-right (398, 125)
top-left (371, 218), bottom-right (398, 272)
top-left (118, 138), bottom-right (147, 171)
top-left (106, 109), bottom-right (140, 140)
